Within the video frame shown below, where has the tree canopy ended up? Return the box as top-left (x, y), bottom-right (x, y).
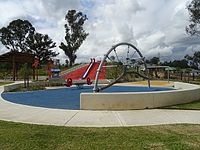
top-left (186, 0), bottom-right (200, 36)
top-left (185, 51), bottom-right (200, 69)
top-left (0, 19), bottom-right (58, 64)
top-left (59, 10), bottom-right (89, 66)
top-left (0, 19), bottom-right (35, 52)
top-left (147, 57), bottom-right (160, 65)
top-left (162, 59), bottom-right (189, 69)
top-left (27, 33), bottom-right (58, 64)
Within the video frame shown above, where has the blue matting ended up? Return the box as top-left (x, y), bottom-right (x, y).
top-left (1, 86), bottom-right (174, 110)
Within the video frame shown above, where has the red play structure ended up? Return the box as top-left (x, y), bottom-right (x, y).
top-left (61, 58), bottom-right (106, 84)
top-left (32, 57), bottom-right (40, 80)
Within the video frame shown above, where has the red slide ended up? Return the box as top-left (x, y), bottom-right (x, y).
top-left (61, 64), bottom-right (90, 80)
top-left (82, 58), bottom-right (95, 79)
top-left (85, 62), bottom-right (106, 80)
top-left (61, 61), bottom-right (106, 81)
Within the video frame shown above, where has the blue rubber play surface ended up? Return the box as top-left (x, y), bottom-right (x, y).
top-left (1, 86), bottom-right (174, 110)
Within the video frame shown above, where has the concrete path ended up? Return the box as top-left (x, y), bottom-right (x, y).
top-left (0, 84), bottom-right (200, 127)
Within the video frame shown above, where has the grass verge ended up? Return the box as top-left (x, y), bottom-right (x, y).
top-left (0, 120), bottom-right (200, 149)
top-left (164, 100), bottom-right (200, 110)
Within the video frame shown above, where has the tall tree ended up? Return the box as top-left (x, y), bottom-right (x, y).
top-left (0, 19), bottom-right (35, 52)
top-left (27, 33), bottom-right (58, 64)
top-left (186, 0), bottom-right (200, 36)
top-left (59, 10), bottom-right (89, 66)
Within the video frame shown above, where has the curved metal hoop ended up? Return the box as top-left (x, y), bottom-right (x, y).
top-left (93, 42), bottom-right (150, 92)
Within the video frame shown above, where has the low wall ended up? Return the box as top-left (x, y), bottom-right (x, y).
top-left (4, 83), bottom-right (24, 92)
top-left (80, 82), bottom-right (200, 110)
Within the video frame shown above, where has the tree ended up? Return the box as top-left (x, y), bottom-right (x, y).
top-left (0, 19), bottom-right (58, 64)
top-left (149, 57), bottom-right (160, 65)
top-left (59, 10), bottom-right (89, 66)
top-left (65, 59), bottom-right (69, 67)
top-left (185, 51), bottom-right (200, 69)
top-left (193, 51), bottom-right (200, 68)
top-left (27, 33), bottom-right (58, 64)
top-left (186, 0), bottom-right (200, 36)
top-left (172, 60), bottom-right (189, 69)
top-left (19, 63), bottom-right (31, 88)
top-left (162, 59), bottom-right (189, 69)
top-left (0, 19), bottom-right (35, 52)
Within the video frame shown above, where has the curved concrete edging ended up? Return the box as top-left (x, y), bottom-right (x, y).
top-left (1, 82), bottom-right (200, 127)
top-left (80, 82), bottom-right (200, 110)
top-left (3, 81), bottom-right (51, 92)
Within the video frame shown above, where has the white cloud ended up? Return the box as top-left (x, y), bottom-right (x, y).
top-left (138, 31), bottom-right (166, 50)
top-left (0, 1), bottom-right (25, 26)
top-left (0, 0), bottom-right (199, 64)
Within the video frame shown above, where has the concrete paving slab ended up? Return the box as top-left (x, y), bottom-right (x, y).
top-left (117, 109), bottom-right (180, 126)
top-left (0, 104), bottom-right (78, 126)
top-left (65, 111), bottom-right (122, 127)
top-left (162, 110), bottom-right (200, 124)
top-left (20, 109), bottom-right (78, 126)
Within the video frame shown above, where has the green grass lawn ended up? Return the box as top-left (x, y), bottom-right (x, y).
top-left (0, 121), bottom-right (200, 150)
top-left (0, 82), bottom-right (13, 86)
top-left (164, 100), bottom-right (200, 110)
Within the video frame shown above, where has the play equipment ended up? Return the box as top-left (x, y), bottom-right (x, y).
top-left (32, 57), bottom-right (40, 68)
top-left (93, 42), bottom-right (150, 92)
top-left (51, 68), bottom-right (61, 78)
top-left (48, 59), bottom-right (61, 79)
top-left (63, 58), bottom-right (95, 88)
top-left (66, 78), bottom-right (73, 87)
top-left (47, 60), bottom-right (53, 79)
top-left (65, 77), bottom-right (92, 88)
top-left (61, 59), bottom-right (106, 81)
top-left (32, 57), bottom-right (40, 80)
top-left (82, 58), bottom-right (95, 79)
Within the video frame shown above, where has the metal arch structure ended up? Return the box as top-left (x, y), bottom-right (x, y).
top-left (93, 42), bottom-right (150, 92)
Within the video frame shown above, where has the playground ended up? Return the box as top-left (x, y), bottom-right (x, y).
top-left (1, 1), bottom-right (200, 149)
top-left (1, 42), bottom-right (200, 111)
top-left (0, 41), bottom-right (199, 127)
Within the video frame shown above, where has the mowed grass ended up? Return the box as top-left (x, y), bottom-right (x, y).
top-left (165, 100), bottom-right (200, 110)
top-left (0, 121), bottom-right (200, 149)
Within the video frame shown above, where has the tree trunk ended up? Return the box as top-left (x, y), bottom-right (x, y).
top-left (69, 60), bottom-right (73, 67)
top-left (27, 75), bottom-right (29, 88)
top-left (33, 68), bottom-right (35, 80)
top-left (69, 58), bottom-right (75, 67)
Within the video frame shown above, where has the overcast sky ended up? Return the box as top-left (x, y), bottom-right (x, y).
top-left (0, 0), bottom-right (199, 63)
